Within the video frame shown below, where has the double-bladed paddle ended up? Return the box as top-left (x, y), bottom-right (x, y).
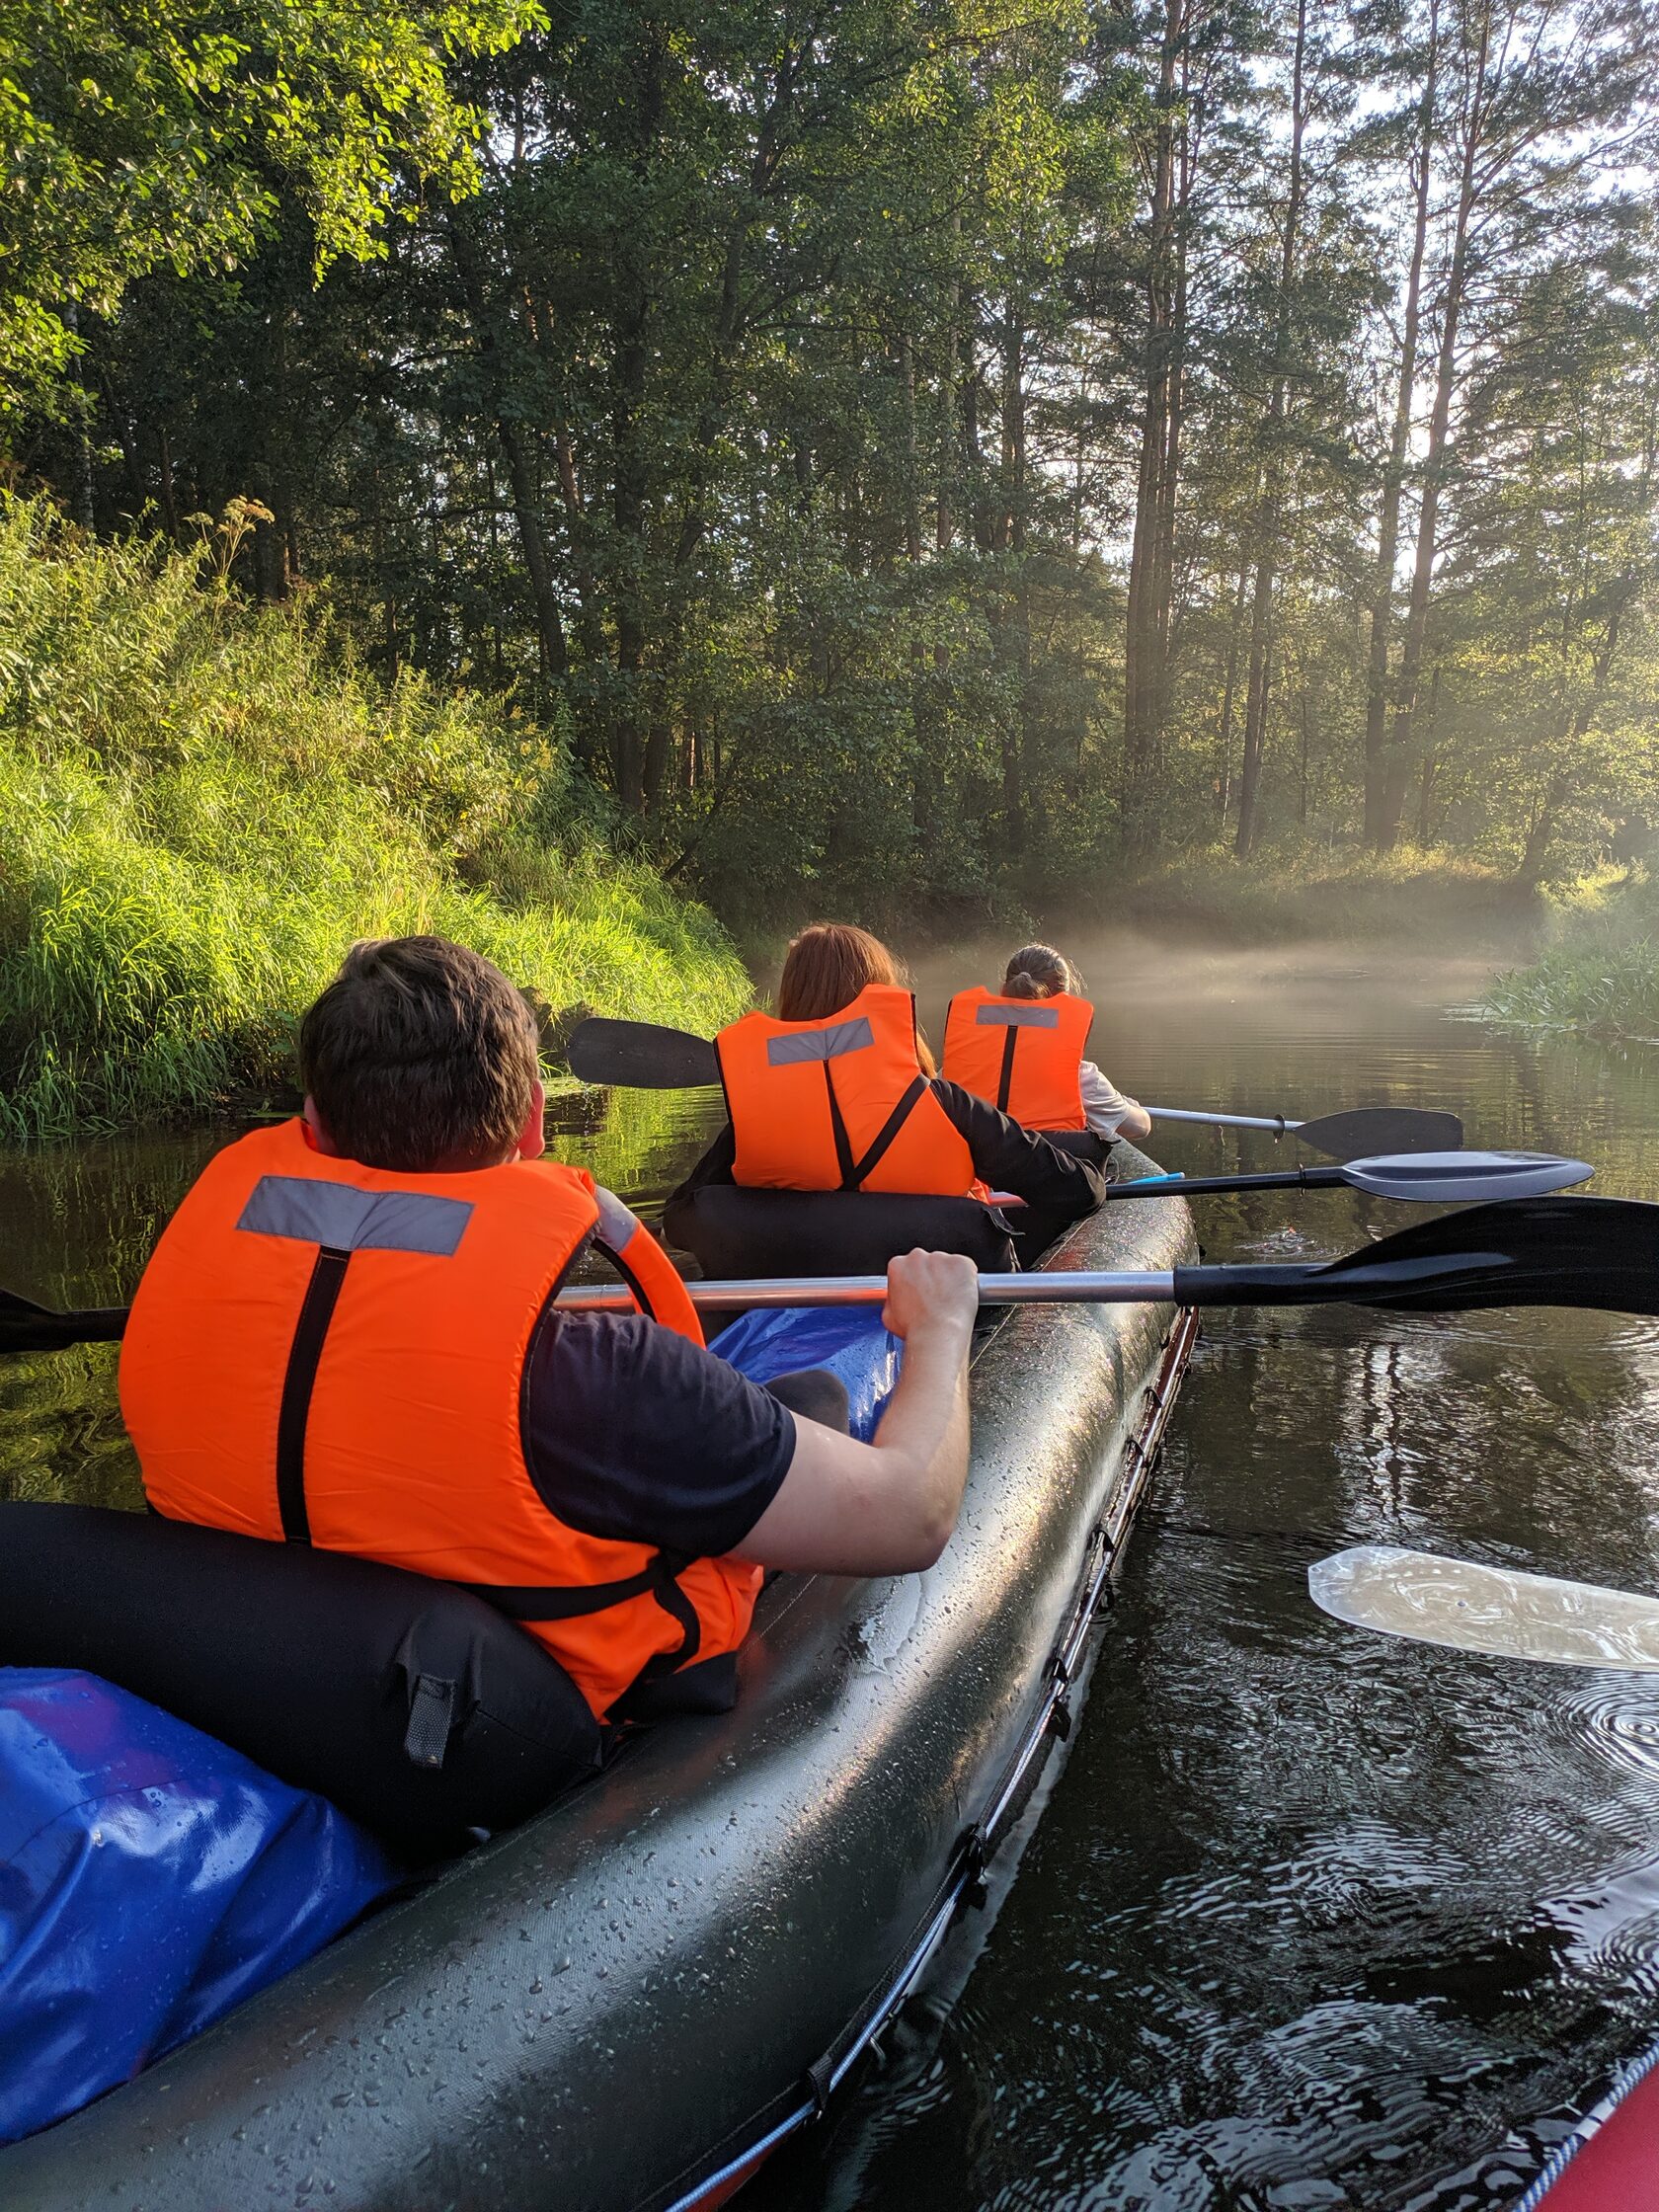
top-left (562, 1018), bottom-right (1462, 1159)
top-left (2, 1195), bottom-right (1651, 1352)
top-left (1114, 1150), bottom-right (1592, 1206)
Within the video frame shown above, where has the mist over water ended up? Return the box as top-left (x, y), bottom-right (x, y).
top-left (8, 935), bottom-right (1659, 2208)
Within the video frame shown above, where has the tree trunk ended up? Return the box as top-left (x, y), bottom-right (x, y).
top-left (445, 209), bottom-right (570, 683)
top-left (1000, 298), bottom-right (1031, 853)
top-left (1216, 567), bottom-right (1248, 821)
top-left (1364, 0), bottom-right (1438, 846)
top-left (934, 223), bottom-right (961, 672)
top-left (1234, 0), bottom-right (1308, 858)
top-left (1122, 0), bottom-right (1187, 850)
top-left (1379, 0), bottom-right (1490, 848)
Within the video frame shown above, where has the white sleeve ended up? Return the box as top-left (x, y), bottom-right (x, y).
top-left (1078, 1060), bottom-right (1137, 1138)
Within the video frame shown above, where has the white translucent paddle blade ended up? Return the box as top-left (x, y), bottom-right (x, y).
top-left (1308, 1544), bottom-right (1659, 1671)
top-left (1344, 1150), bottom-right (1594, 1202)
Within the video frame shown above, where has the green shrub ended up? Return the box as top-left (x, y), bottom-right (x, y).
top-left (0, 496), bottom-right (750, 1139)
top-left (1481, 872), bottom-right (1659, 1037)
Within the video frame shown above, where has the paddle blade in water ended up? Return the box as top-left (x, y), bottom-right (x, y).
top-left (1309, 1545), bottom-right (1659, 1671)
top-left (1340, 1150), bottom-right (1593, 1203)
top-left (0, 1289), bottom-right (124, 1353)
top-left (566, 1018), bottom-right (721, 1089)
top-left (1293, 1107), bottom-right (1464, 1158)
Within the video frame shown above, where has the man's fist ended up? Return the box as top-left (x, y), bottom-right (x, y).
top-left (881, 1248), bottom-right (980, 1345)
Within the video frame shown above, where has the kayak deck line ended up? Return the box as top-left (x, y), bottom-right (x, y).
top-left (0, 1157), bottom-right (1195, 2212)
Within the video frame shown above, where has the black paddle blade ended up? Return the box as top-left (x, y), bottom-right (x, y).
top-left (1294, 1107), bottom-right (1464, 1159)
top-left (565, 1017), bottom-right (721, 1090)
top-left (0, 1289), bottom-right (125, 1353)
top-left (1174, 1195), bottom-right (1659, 1316)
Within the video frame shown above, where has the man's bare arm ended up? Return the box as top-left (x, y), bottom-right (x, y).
top-left (734, 1251), bottom-right (978, 1576)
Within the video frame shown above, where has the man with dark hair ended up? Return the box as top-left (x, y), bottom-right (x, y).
top-left (119, 936), bottom-right (980, 1724)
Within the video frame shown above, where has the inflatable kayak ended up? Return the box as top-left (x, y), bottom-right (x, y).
top-left (1512, 2038), bottom-right (1659, 2209)
top-left (0, 1164), bottom-right (1194, 2212)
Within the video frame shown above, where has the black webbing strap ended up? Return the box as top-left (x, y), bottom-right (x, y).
top-left (463, 1551), bottom-right (701, 1687)
top-left (822, 1063), bottom-right (857, 1187)
top-left (841, 1075), bottom-right (928, 1192)
top-left (403, 1673), bottom-right (458, 1770)
top-left (275, 1245), bottom-right (351, 1544)
top-left (995, 1024), bottom-right (1019, 1113)
top-left (629, 1550), bottom-right (702, 1683)
top-left (461, 1562), bottom-right (666, 1620)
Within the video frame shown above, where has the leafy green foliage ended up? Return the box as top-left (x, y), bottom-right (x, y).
top-left (0, 0), bottom-right (539, 411)
top-left (0, 496), bottom-right (749, 1137)
top-left (9, 0), bottom-right (1659, 988)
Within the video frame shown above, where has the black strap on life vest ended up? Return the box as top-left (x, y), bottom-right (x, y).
top-left (256, 1176), bottom-right (704, 1689)
top-left (275, 1246), bottom-right (351, 1544)
top-left (995, 1024), bottom-right (1019, 1113)
top-left (822, 1071), bottom-right (931, 1192)
top-left (842, 1074), bottom-right (930, 1190)
top-left (822, 1065), bottom-right (857, 1186)
top-left (465, 1552), bottom-right (701, 1686)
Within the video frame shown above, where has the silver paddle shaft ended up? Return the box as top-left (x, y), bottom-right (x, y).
top-left (556, 1271), bottom-right (1180, 1313)
top-left (1147, 1105), bottom-right (1299, 1134)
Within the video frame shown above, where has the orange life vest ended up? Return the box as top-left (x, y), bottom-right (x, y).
top-left (716, 983), bottom-right (980, 1197)
top-left (118, 1119), bottom-right (759, 1721)
top-left (942, 988), bottom-right (1096, 1132)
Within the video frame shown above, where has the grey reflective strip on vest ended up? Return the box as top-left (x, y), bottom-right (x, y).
top-left (236, 1176), bottom-right (473, 1255)
top-left (593, 1185), bottom-right (639, 1250)
top-left (765, 1016), bottom-right (875, 1067)
top-left (975, 1003), bottom-right (1061, 1029)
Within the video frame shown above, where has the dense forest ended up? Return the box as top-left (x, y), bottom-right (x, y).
top-left (7, 0), bottom-right (1659, 935)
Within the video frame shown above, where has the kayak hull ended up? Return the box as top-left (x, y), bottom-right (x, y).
top-left (0, 1167), bottom-right (1194, 2212)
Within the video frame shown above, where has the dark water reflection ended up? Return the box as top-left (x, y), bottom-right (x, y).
top-left (7, 934), bottom-right (1659, 2209)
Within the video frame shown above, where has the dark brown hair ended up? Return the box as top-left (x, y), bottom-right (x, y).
top-left (1002, 943), bottom-right (1079, 1001)
top-left (775, 922), bottom-right (935, 1073)
top-left (298, 936), bottom-right (539, 1171)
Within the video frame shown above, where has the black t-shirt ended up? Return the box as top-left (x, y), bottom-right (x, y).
top-left (519, 1312), bottom-right (796, 1558)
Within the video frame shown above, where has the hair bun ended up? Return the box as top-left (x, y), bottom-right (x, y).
top-left (1001, 943), bottom-right (1074, 1000)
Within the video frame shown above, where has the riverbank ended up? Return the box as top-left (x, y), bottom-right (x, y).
top-left (1479, 872), bottom-right (1659, 1040)
top-left (0, 498), bottom-right (750, 1141)
top-left (1092, 844), bottom-right (1536, 953)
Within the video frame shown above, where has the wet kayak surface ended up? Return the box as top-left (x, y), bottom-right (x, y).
top-left (10, 932), bottom-right (1659, 2208)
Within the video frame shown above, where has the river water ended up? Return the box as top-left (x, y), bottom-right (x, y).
top-left (7, 934), bottom-right (1659, 2210)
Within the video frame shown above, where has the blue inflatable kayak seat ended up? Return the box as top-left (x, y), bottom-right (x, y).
top-left (716, 1304), bottom-right (903, 1442)
top-left (0, 1668), bottom-right (397, 2146)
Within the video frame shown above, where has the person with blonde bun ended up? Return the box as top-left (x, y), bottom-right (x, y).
top-left (942, 944), bottom-right (1151, 1146)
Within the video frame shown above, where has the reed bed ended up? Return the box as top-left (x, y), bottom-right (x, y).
top-left (1481, 873), bottom-right (1659, 1038)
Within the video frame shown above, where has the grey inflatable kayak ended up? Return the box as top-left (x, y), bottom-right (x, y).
top-left (0, 1165), bottom-right (1195, 2212)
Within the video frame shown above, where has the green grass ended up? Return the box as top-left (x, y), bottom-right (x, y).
top-left (0, 495), bottom-right (750, 1140)
top-left (1480, 871), bottom-right (1659, 1038)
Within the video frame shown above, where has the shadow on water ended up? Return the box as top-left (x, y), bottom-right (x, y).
top-left (9, 933), bottom-right (1659, 2208)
